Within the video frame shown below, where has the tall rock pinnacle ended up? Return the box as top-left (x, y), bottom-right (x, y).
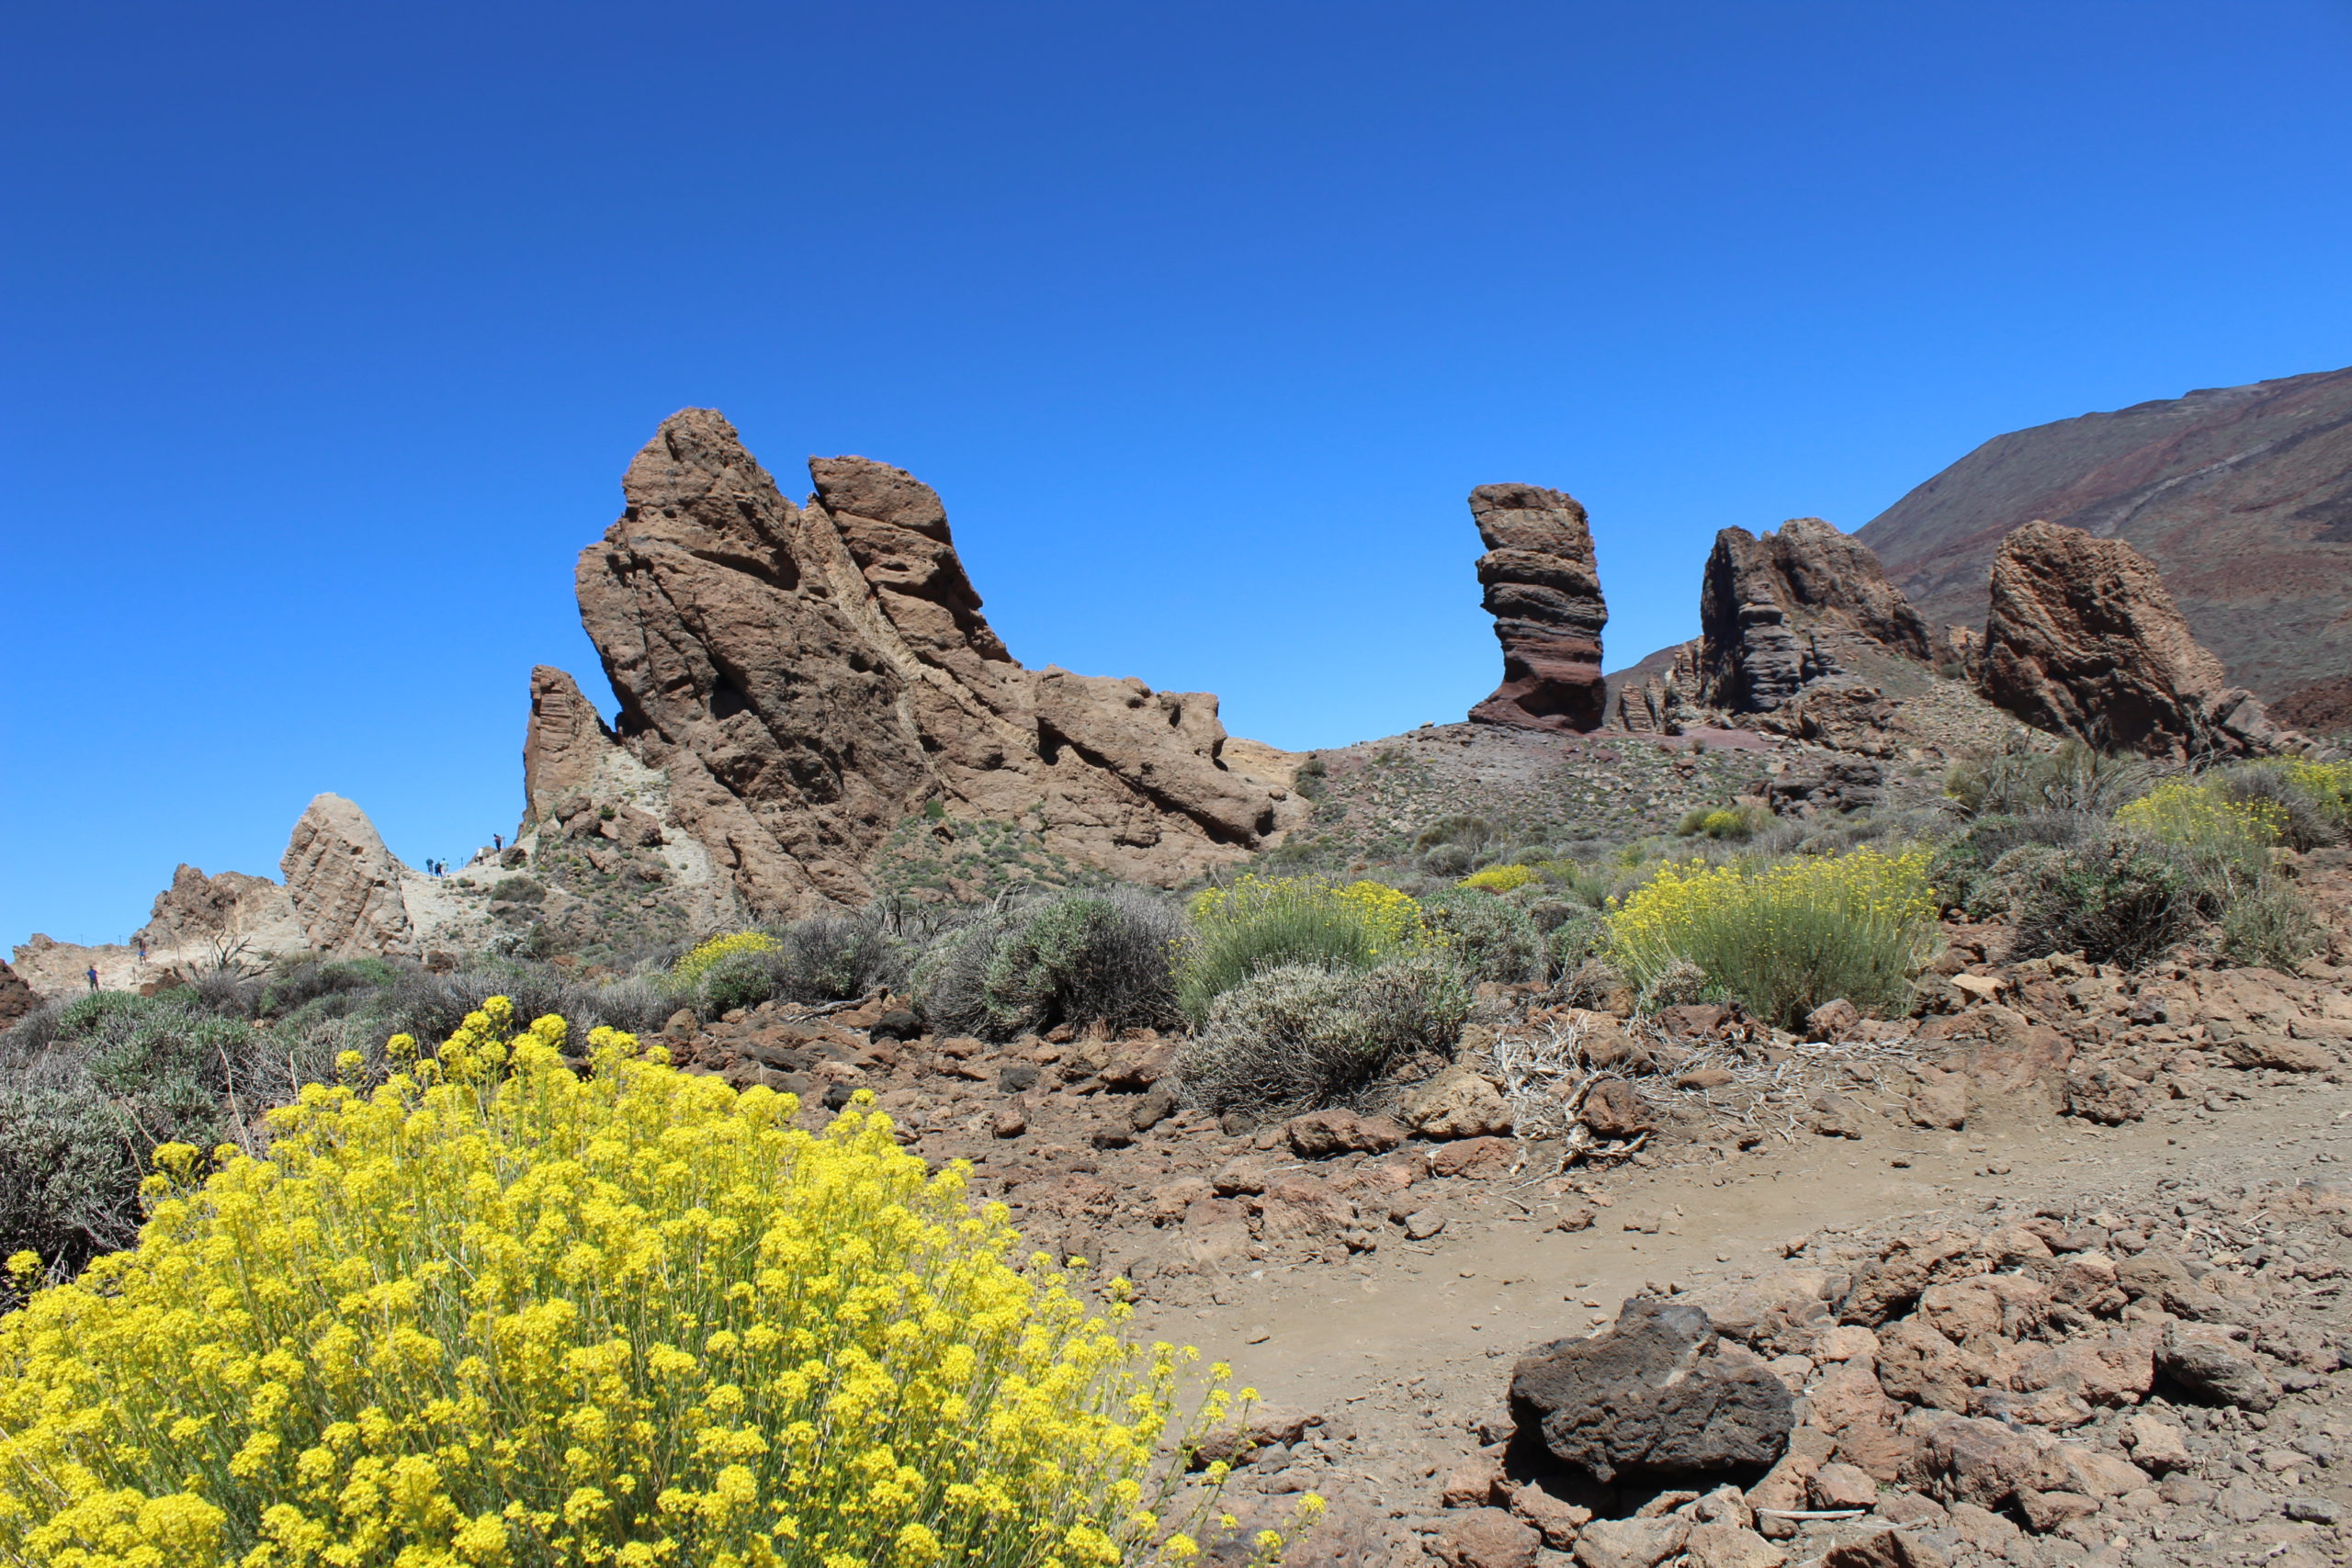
top-left (1466, 483), bottom-right (1609, 733)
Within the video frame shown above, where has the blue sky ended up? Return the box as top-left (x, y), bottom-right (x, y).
top-left (6, 2), bottom-right (2350, 946)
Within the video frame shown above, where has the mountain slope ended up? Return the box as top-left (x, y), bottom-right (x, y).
top-left (1855, 367), bottom-right (2352, 704)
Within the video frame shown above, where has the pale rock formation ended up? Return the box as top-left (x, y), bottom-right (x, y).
top-left (574, 409), bottom-right (1282, 914)
top-left (131, 864), bottom-right (305, 955)
top-left (1698, 517), bottom-right (1930, 715)
top-left (281, 794), bottom-right (417, 956)
top-left (1977, 522), bottom-right (2290, 759)
top-left (1465, 484), bottom-right (1609, 733)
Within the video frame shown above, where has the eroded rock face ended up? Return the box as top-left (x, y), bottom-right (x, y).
top-left (522, 666), bottom-right (624, 830)
top-left (1976, 522), bottom-right (2286, 759)
top-left (0, 961), bottom-right (36, 1026)
top-left (1698, 518), bottom-right (1929, 715)
top-left (281, 793), bottom-right (416, 956)
top-left (1466, 484), bottom-right (1609, 733)
top-left (1510, 1298), bottom-right (1793, 1484)
top-left (576, 410), bottom-right (1280, 914)
top-left (130, 864), bottom-right (305, 954)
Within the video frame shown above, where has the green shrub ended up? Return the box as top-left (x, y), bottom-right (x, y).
top-left (1176, 952), bottom-right (1471, 1114)
top-left (1546, 912), bottom-right (1607, 976)
top-left (686, 913), bottom-right (912, 1015)
top-left (1999, 829), bottom-right (2201, 968)
top-left (918, 890), bottom-right (1180, 1041)
top-left (2281, 759), bottom-right (2352, 835)
top-left (1946, 739), bottom-right (2151, 818)
top-left (696, 947), bottom-right (781, 1013)
top-left (1174, 874), bottom-right (1430, 1021)
top-left (1674, 805), bottom-right (1763, 841)
top-left (1927, 812), bottom-right (2101, 918)
top-left (2216, 763), bottom-right (2343, 851)
top-left (1606, 848), bottom-right (1938, 1028)
top-left (665, 931), bottom-right (779, 994)
top-left (2217, 882), bottom-right (2324, 971)
top-left (1422, 887), bottom-right (1545, 983)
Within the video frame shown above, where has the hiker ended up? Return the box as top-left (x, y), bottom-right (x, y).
top-left (135, 940), bottom-right (148, 963)
top-left (493, 833), bottom-right (503, 852)
top-left (85, 965), bottom-right (98, 992)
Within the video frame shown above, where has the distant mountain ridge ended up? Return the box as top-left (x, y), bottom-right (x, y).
top-left (1854, 367), bottom-right (2352, 706)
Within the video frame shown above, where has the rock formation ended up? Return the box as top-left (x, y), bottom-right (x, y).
top-left (1464, 484), bottom-right (1609, 733)
top-left (281, 793), bottom-right (417, 955)
top-left (1697, 517), bottom-right (1930, 715)
top-left (0, 960), bottom-right (36, 1026)
top-left (1614, 641), bottom-right (1702, 735)
top-left (1976, 522), bottom-right (2289, 760)
top-left (131, 864), bottom-right (305, 955)
top-left (522, 665), bottom-right (624, 830)
top-left (2272, 675), bottom-right (2352, 737)
top-left (1857, 366), bottom-right (2352, 704)
top-left (570, 409), bottom-right (1283, 914)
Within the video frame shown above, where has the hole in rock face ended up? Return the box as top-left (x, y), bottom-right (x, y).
top-left (709, 672), bottom-right (751, 719)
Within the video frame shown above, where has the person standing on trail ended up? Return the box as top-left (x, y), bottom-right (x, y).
top-left (85, 965), bottom-right (98, 992)
top-left (493, 833), bottom-right (503, 852)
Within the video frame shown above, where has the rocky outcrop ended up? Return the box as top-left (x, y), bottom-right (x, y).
top-left (575, 410), bottom-right (1281, 914)
top-left (1614, 641), bottom-right (1702, 735)
top-left (1976, 522), bottom-right (2289, 759)
top-left (1697, 518), bottom-right (1930, 715)
top-left (0, 961), bottom-right (36, 1026)
top-left (131, 864), bottom-right (305, 955)
top-left (1858, 366), bottom-right (2352, 704)
top-left (522, 666), bottom-right (623, 830)
top-left (1465, 484), bottom-right (1608, 733)
top-left (2273, 675), bottom-right (2352, 737)
top-left (281, 793), bottom-right (417, 955)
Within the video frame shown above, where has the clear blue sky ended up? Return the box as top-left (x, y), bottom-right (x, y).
top-left (6, 2), bottom-right (2349, 947)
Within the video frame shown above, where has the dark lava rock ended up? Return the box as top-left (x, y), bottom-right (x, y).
top-left (869, 1009), bottom-right (920, 1043)
top-left (1509, 1299), bottom-right (1793, 1484)
top-left (999, 1065), bottom-right (1041, 1094)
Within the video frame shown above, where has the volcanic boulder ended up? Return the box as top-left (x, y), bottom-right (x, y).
top-left (1976, 521), bottom-right (2286, 759)
top-left (573, 410), bottom-right (1281, 914)
top-left (1509, 1299), bottom-right (1793, 1485)
top-left (1697, 518), bottom-right (1930, 715)
top-left (0, 961), bottom-right (36, 1026)
top-left (1465, 484), bottom-right (1609, 733)
top-left (281, 793), bottom-right (416, 956)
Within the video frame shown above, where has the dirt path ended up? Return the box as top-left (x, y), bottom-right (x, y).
top-left (1127, 1068), bottom-right (2352, 1536)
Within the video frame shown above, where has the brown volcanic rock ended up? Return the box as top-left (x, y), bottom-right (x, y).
top-left (522, 665), bottom-right (623, 829)
top-left (281, 793), bottom-right (416, 956)
top-left (0, 960), bottom-right (36, 1026)
top-left (1466, 483), bottom-right (1609, 732)
top-left (1858, 367), bottom-right (2352, 703)
top-left (1698, 517), bottom-right (1930, 715)
top-left (131, 863), bottom-right (305, 955)
top-left (1977, 521), bottom-right (2285, 759)
top-left (576, 410), bottom-right (1278, 914)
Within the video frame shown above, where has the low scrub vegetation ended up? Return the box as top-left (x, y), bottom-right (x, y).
top-left (0, 1001), bottom-right (1267, 1566)
top-left (918, 889), bottom-right (1181, 1041)
top-left (1605, 846), bottom-right (1939, 1028)
top-left (1173, 875), bottom-right (1430, 1022)
top-left (1177, 953), bottom-right (1470, 1116)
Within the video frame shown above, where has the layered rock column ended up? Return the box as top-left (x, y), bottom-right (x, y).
top-left (1465, 484), bottom-right (1609, 733)
top-left (1697, 517), bottom-right (1930, 714)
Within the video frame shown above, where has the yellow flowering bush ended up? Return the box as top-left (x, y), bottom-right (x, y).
top-left (1456, 864), bottom-right (1535, 894)
top-left (0, 1000), bottom-right (1256, 1568)
top-left (1606, 848), bottom-right (1938, 1028)
top-left (666, 931), bottom-right (781, 995)
top-left (2281, 759), bottom-right (2352, 829)
top-left (2115, 780), bottom-right (2284, 859)
top-left (1176, 876), bottom-right (1430, 1021)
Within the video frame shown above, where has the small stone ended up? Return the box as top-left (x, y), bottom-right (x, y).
top-left (1431, 1507), bottom-right (1541, 1568)
top-left (990, 1106), bottom-right (1027, 1139)
top-left (998, 1065), bottom-right (1040, 1093)
top-left (1809, 1461), bottom-right (1879, 1510)
top-left (1571, 1515), bottom-right (1688, 1568)
top-left (1684, 1521), bottom-right (1787, 1568)
top-left (2283, 1497), bottom-right (2341, 1525)
top-left (1405, 1211), bottom-right (1448, 1241)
